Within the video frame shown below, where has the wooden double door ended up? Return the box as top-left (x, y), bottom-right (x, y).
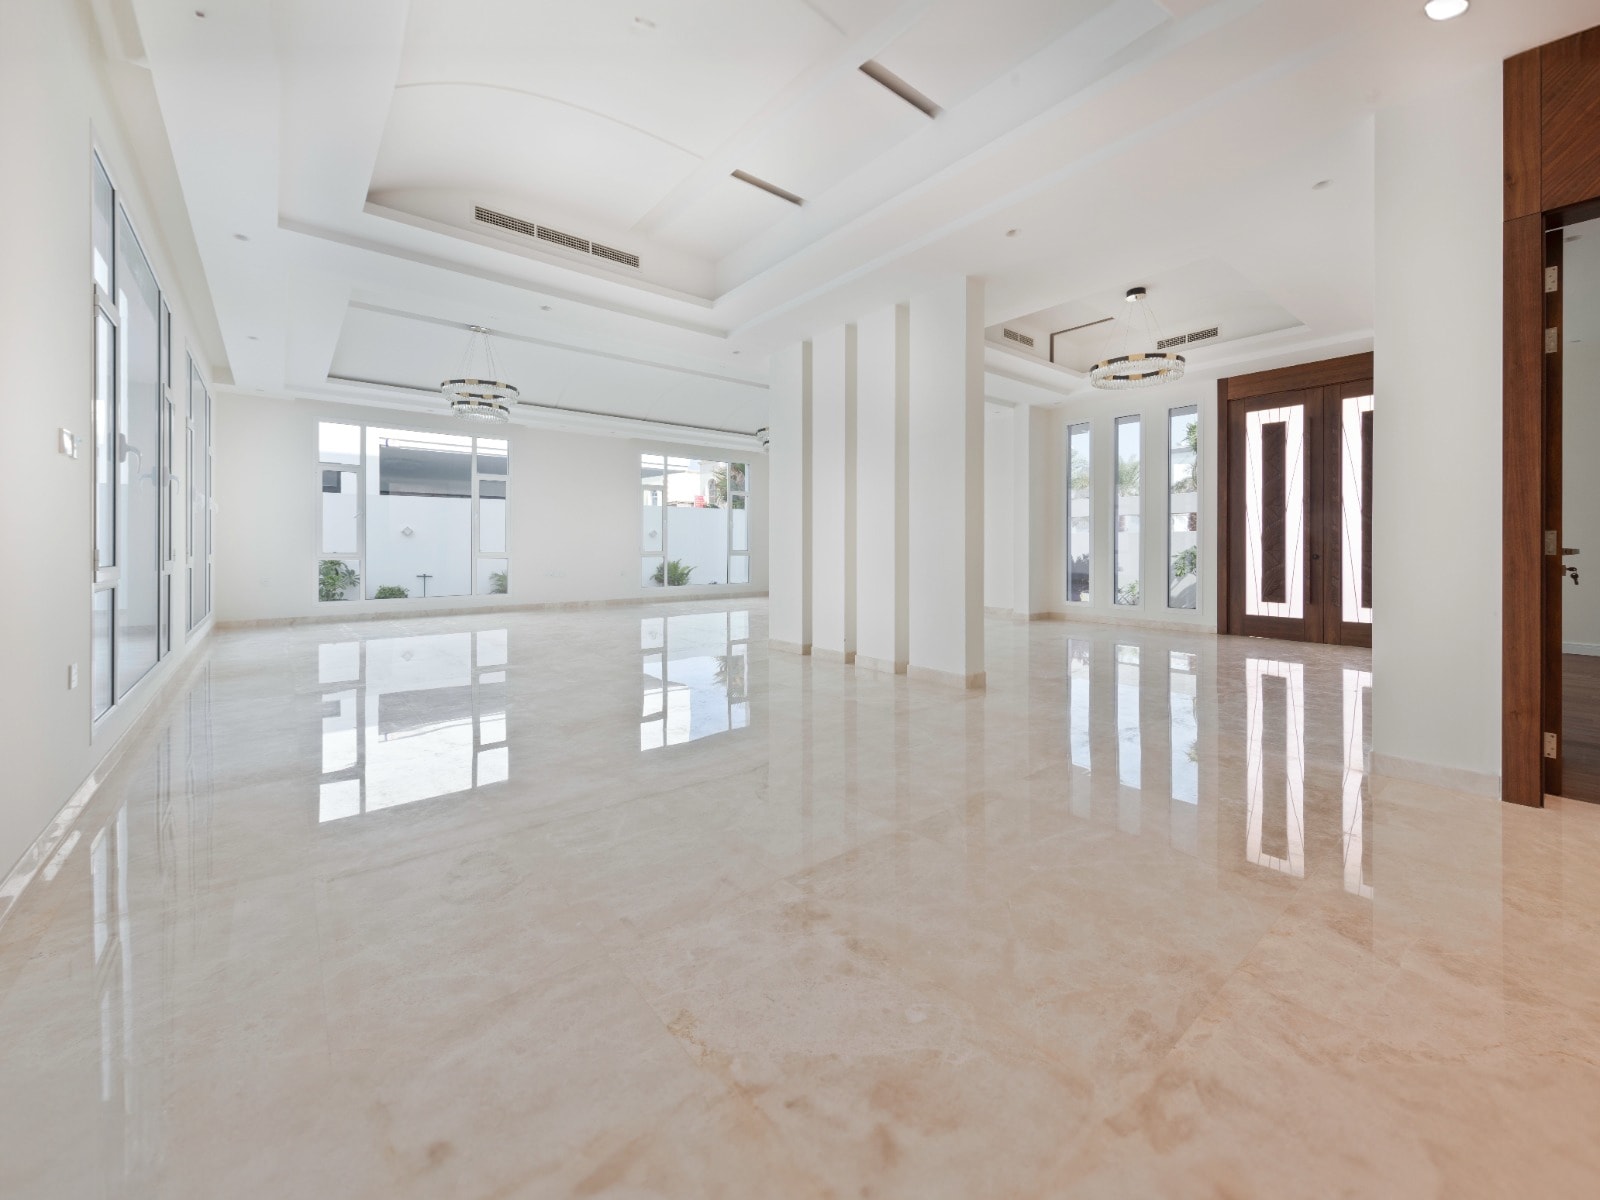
top-left (1218, 355), bottom-right (1375, 647)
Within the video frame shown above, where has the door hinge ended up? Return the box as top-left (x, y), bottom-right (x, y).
top-left (1545, 731), bottom-right (1559, 759)
top-left (1546, 327), bottom-right (1560, 354)
top-left (1546, 530), bottom-right (1560, 555)
top-left (1546, 265), bottom-right (1560, 293)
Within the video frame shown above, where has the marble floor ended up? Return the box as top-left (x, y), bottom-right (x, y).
top-left (2, 601), bottom-right (1598, 1198)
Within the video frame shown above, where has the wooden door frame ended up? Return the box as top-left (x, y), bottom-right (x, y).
top-left (1216, 352), bottom-right (1375, 642)
top-left (1502, 28), bottom-right (1600, 808)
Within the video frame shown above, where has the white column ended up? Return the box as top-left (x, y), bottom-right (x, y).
top-left (1013, 404), bottom-right (1053, 618)
top-left (908, 276), bottom-right (985, 687)
top-left (811, 325), bottom-right (856, 661)
top-left (855, 304), bottom-right (909, 673)
top-left (1372, 65), bottom-right (1502, 788)
top-left (983, 403), bottom-right (1015, 612)
top-left (768, 340), bottom-right (812, 655)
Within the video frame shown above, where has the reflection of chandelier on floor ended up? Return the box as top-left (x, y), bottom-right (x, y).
top-left (442, 325), bottom-right (517, 423)
top-left (1090, 286), bottom-right (1186, 390)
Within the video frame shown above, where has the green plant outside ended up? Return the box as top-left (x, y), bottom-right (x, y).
top-left (319, 559), bottom-right (359, 602)
top-left (652, 559), bottom-right (695, 587)
top-left (1171, 545), bottom-right (1198, 581)
top-left (374, 585), bottom-right (410, 599)
top-left (489, 570), bottom-right (508, 595)
top-left (1116, 580), bottom-right (1141, 605)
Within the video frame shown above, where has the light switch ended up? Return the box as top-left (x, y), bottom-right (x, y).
top-left (58, 429), bottom-right (79, 458)
top-left (68, 664), bottom-right (78, 690)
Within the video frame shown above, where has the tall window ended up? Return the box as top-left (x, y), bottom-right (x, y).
top-left (317, 421), bottom-right (510, 602)
top-left (1066, 422), bottom-right (1091, 603)
top-left (1114, 415), bottom-right (1141, 606)
top-left (640, 454), bottom-right (748, 588)
top-left (92, 154), bottom-right (172, 719)
top-left (1168, 405), bottom-right (1199, 610)
top-left (187, 357), bottom-right (212, 629)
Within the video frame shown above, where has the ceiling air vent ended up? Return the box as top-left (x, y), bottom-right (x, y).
top-left (1002, 328), bottom-right (1035, 348)
top-left (474, 205), bottom-right (640, 270)
top-left (1157, 326), bottom-right (1220, 351)
top-left (591, 242), bottom-right (640, 269)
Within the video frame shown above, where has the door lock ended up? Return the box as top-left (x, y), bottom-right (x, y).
top-left (1566, 564), bottom-right (1581, 586)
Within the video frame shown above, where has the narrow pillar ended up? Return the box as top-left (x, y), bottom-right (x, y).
top-left (810, 325), bottom-right (856, 661)
top-left (855, 304), bottom-right (909, 673)
top-left (907, 276), bottom-right (985, 688)
top-left (768, 341), bottom-right (812, 655)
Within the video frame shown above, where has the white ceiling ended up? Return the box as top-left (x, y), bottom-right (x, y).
top-left (125, 0), bottom-right (1600, 438)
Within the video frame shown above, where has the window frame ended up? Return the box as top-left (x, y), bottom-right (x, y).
top-left (1167, 404), bottom-right (1200, 611)
top-left (1113, 414), bottom-right (1143, 607)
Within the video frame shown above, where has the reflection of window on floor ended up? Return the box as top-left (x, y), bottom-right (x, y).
top-left (1342, 667), bottom-right (1374, 899)
top-left (318, 630), bottom-right (509, 821)
top-left (1170, 651), bottom-right (1199, 804)
top-left (641, 611), bottom-right (751, 750)
top-left (1068, 638), bottom-right (1092, 770)
top-left (640, 454), bottom-right (749, 588)
top-left (1246, 657), bottom-right (1305, 877)
top-left (1115, 644), bottom-right (1142, 792)
top-left (318, 422), bottom-right (509, 602)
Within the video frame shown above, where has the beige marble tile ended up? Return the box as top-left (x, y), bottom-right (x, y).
top-left (2, 600), bottom-right (1599, 1198)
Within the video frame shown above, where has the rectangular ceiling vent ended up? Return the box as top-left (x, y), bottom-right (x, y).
top-left (474, 206), bottom-right (640, 270)
top-left (1002, 328), bottom-right (1035, 348)
top-left (1157, 326), bottom-right (1220, 351)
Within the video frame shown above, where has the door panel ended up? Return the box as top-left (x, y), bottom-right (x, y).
top-left (1222, 368), bottom-right (1375, 646)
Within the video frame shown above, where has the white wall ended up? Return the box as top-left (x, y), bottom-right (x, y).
top-left (1372, 66), bottom-right (1503, 787)
top-left (213, 396), bottom-right (768, 622)
top-left (0, 0), bottom-right (222, 883)
top-left (984, 403), bottom-right (1016, 611)
top-left (1049, 379), bottom-right (1220, 629)
top-left (1564, 341), bottom-right (1600, 652)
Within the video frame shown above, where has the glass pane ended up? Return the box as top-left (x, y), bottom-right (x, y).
top-left (1067, 422), bottom-right (1091, 602)
top-left (641, 454), bottom-right (664, 552)
top-left (731, 494), bottom-right (748, 551)
top-left (321, 469), bottom-right (359, 555)
top-left (365, 427), bottom-right (472, 599)
top-left (92, 157), bottom-right (113, 294)
top-left (729, 554), bottom-right (750, 585)
top-left (1340, 394), bottom-right (1375, 624)
top-left (477, 559), bottom-right (508, 595)
top-left (479, 477), bottom-right (506, 554)
top-left (115, 208), bottom-right (161, 698)
top-left (477, 438), bottom-right (508, 476)
top-left (666, 506), bottom-right (725, 584)
top-left (1114, 416), bottom-right (1141, 606)
top-left (94, 310), bottom-right (116, 569)
top-left (1244, 405), bottom-right (1306, 618)
top-left (319, 421), bottom-right (361, 466)
top-left (1168, 406), bottom-right (1199, 610)
top-left (92, 589), bottom-right (114, 719)
top-left (642, 555), bottom-right (664, 587)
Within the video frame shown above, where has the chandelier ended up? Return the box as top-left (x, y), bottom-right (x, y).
top-left (1089, 286), bottom-right (1186, 390)
top-left (441, 325), bottom-right (517, 422)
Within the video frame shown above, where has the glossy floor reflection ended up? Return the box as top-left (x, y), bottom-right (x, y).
top-left (2, 601), bottom-right (1598, 1198)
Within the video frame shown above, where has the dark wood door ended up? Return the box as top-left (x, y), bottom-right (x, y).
top-left (1219, 357), bottom-right (1375, 647)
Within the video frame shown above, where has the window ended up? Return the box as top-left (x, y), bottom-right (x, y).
top-left (187, 357), bottom-right (212, 629)
top-left (1114, 415), bottom-right (1141, 606)
top-left (317, 421), bottom-right (510, 602)
top-left (1066, 422), bottom-right (1091, 603)
top-left (91, 154), bottom-right (174, 719)
top-left (640, 454), bottom-right (748, 588)
top-left (1168, 405), bottom-right (1199, 610)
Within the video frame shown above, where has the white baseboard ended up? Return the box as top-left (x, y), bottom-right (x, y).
top-left (1563, 642), bottom-right (1600, 657)
top-left (769, 639), bottom-right (811, 657)
top-left (854, 654), bottom-right (907, 676)
top-left (1370, 752), bottom-right (1502, 799)
top-left (907, 665), bottom-right (987, 690)
top-left (812, 647), bottom-right (856, 664)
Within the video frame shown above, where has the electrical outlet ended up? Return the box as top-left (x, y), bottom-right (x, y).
top-left (68, 664), bottom-right (78, 690)
top-left (58, 429), bottom-right (79, 458)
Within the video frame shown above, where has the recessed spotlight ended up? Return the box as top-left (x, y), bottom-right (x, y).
top-left (1312, 179), bottom-right (1333, 190)
top-left (194, 9), bottom-right (206, 17)
top-left (540, 304), bottom-right (552, 312)
top-left (246, 335), bottom-right (259, 341)
top-left (632, 16), bottom-right (656, 29)
top-left (1423, 0), bottom-right (1468, 20)
top-left (732, 350), bottom-right (741, 356)
top-left (233, 233), bottom-right (249, 241)
top-left (1005, 228), bottom-right (1020, 238)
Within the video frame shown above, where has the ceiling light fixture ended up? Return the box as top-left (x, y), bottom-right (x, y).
top-left (441, 325), bottom-right (516, 423)
top-left (731, 169), bottom-right (803, 206)
top-left (1090, 287), bottom-right (1186, 390)
top-left (859, 60), bottom-right (941, 118)
top-left (1423, 0), bottom-right (1469, 20)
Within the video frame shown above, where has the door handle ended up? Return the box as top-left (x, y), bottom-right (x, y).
top-left (1562, 547), bottom-right (1580, 556)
